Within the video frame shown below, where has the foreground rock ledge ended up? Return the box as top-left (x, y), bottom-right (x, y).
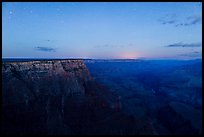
top-left (2, 59), bottom-right (142, 135)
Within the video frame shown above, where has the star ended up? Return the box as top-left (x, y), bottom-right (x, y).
top-left (9, 11), bottom-right (13, 15)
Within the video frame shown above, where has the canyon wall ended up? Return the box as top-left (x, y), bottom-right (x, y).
top-left (2, 60), bottom-right (94, 134)
top-left (2, 59), bottom-right (158, 135)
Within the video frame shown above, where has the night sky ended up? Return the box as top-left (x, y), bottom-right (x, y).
top-left (2, 2), bottom-right (202, 59)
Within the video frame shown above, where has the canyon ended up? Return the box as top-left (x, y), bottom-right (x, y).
top-left (2, 59), bottom-right (145, 135)
top-left (2, 59), bottom-right (202, 135)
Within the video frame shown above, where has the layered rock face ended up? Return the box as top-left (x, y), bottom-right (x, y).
top-left (5, 59), bottom-right (173, 135)
top-left (2, 60), bottom-right (92, 100)
top-left (2, 60), bottom-right (142, 135)
top-left (2, 60), bottom-right (94, 134)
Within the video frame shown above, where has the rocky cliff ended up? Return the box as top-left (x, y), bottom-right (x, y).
top-left (2, 59), bottom-right (92, 103)
top-left (3, 60), bottom-right (93, 110)
top-left (2, 59), bottom-right (142, 135)
top-left (2, 60), bottom-right (94, 134)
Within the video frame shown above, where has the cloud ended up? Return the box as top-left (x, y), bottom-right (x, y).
top-left (187, 16), bottom-right (202, 24)
top-left (163, 20), bottom-right (176, 24)
top-left (159, 14), bottom-right (202, 27)
top-left (158, 13), bottom-right (177, 25)
top-left (95, 44), bottom-right (110, 48)
top-left (159, 19), bottom-right (176, 25)
top-left (178, 51), bottom-right (202, 57)
top-left (175, 16), bottom-right (202, 27)
top-left (35, 46), bottom-right (56, 52)
top-left (166, 42), bottom-right (202, 48)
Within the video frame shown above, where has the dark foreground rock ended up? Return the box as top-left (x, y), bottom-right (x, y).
top-left (2, 60), bottom-right (154, 135)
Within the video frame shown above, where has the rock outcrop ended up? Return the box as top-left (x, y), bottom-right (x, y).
top-left (2, 59), bottom-right (142, 135)
top-left (2, 60), bottom-right (94, 134)
top-left (2, 60), bottom-right (92, 106)
top-left (4, 59), bottom-right (200, 135)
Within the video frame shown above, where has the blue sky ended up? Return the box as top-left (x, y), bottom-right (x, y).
top-left (2, 2), bottom-right (202, 59)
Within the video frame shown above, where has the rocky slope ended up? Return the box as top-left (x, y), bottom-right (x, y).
top-left (2, 60), bottom-right (146, 135)
top-left (2, 60), bottom-right (93, 134)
